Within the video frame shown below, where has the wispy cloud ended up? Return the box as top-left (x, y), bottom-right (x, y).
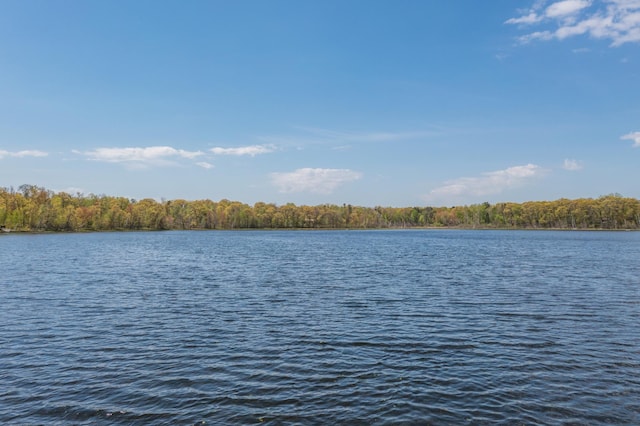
top-left (270, 168), bottom-right (363, 194)
top-left (507, 0), bottom-right (640, 46)
top-left (75, 146), bottom-right (203, 167)
top-left (294, 127), bottom-right (439, 143)
top-left (427, 164), bottom-right (547, 203)
top-left (506, 12), bottom-right (544, 25)
top-left (209, 144), bottom-right (275, 156)
top-left (546, 0), bottom-right (592, 18)
top-left (563, 158), bottom-right (584, 170)
top-left (259, 127), bottom-right (440, 148)
top-left (621, 131), bottom-right (640, 147)
top-left (0, 149), bottom-right (48, 159)
top-left (196, 162), bottom-right (214, 169)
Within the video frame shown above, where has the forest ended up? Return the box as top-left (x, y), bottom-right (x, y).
top-left (1, 185), bottom-right (639, 232)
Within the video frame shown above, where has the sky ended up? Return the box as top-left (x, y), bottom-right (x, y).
top-left (1, 0), bottom-right (639, 207)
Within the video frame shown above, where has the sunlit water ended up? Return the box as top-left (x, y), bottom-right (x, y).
top-left (1, 230), bottom-right (639, 425)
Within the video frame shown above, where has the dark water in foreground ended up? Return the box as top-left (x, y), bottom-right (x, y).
top-left (1, 230), bottom-right (639, 425)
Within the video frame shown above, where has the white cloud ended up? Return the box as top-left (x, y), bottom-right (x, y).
top-left (427, 164), bottom-right (547, 203)
top-left (196, 161), bottom-right (214, 169)
top-left (0, 149), bottom-right (48, 159)
top-left (621, 131), bottom-right (640, 147)
top-left (506, 12), bottom-right (544, 24)
top-left (76, 146), bottom-right (203, 166)
top-left (519, 30), bottom-right (555, 43)
top-left (563, 159), bottom-right (584, 170)
top-left (546, 0), bottom-right (592, 18)
top-left (209, 144), bottom-right (275, 156)
top-left (57, 186), bottom-right (84, 195)
top-left (270, 168), bottom-right (363, 194)
top-left (507, 0), bottom-right (640, 46)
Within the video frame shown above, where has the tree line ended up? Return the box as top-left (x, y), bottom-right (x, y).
top-left (1, 185), bottom-right (639, 232)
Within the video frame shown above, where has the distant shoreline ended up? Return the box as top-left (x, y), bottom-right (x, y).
top-left (2, 186), bottom-right (639, 232)
top-left (1, 226), bottom-right (638, 235)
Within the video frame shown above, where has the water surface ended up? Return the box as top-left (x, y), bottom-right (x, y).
top-left (1, 230), bottom-right (639, 424)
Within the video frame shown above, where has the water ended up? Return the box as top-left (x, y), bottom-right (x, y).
top-left (1, 230), bottom-right (639, 425)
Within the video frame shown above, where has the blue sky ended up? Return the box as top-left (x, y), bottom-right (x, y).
top-left (1, 0), bottom-right (638, 206)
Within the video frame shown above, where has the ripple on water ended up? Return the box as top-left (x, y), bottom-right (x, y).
top-left (1, 230), bottom-right (639, 425)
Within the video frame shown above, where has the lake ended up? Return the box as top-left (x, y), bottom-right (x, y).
top-left (1, 230), bottom-right (639, 425)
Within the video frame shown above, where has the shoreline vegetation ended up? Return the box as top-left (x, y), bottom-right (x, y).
top-left (2, 185), bottom-right (640, 233)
